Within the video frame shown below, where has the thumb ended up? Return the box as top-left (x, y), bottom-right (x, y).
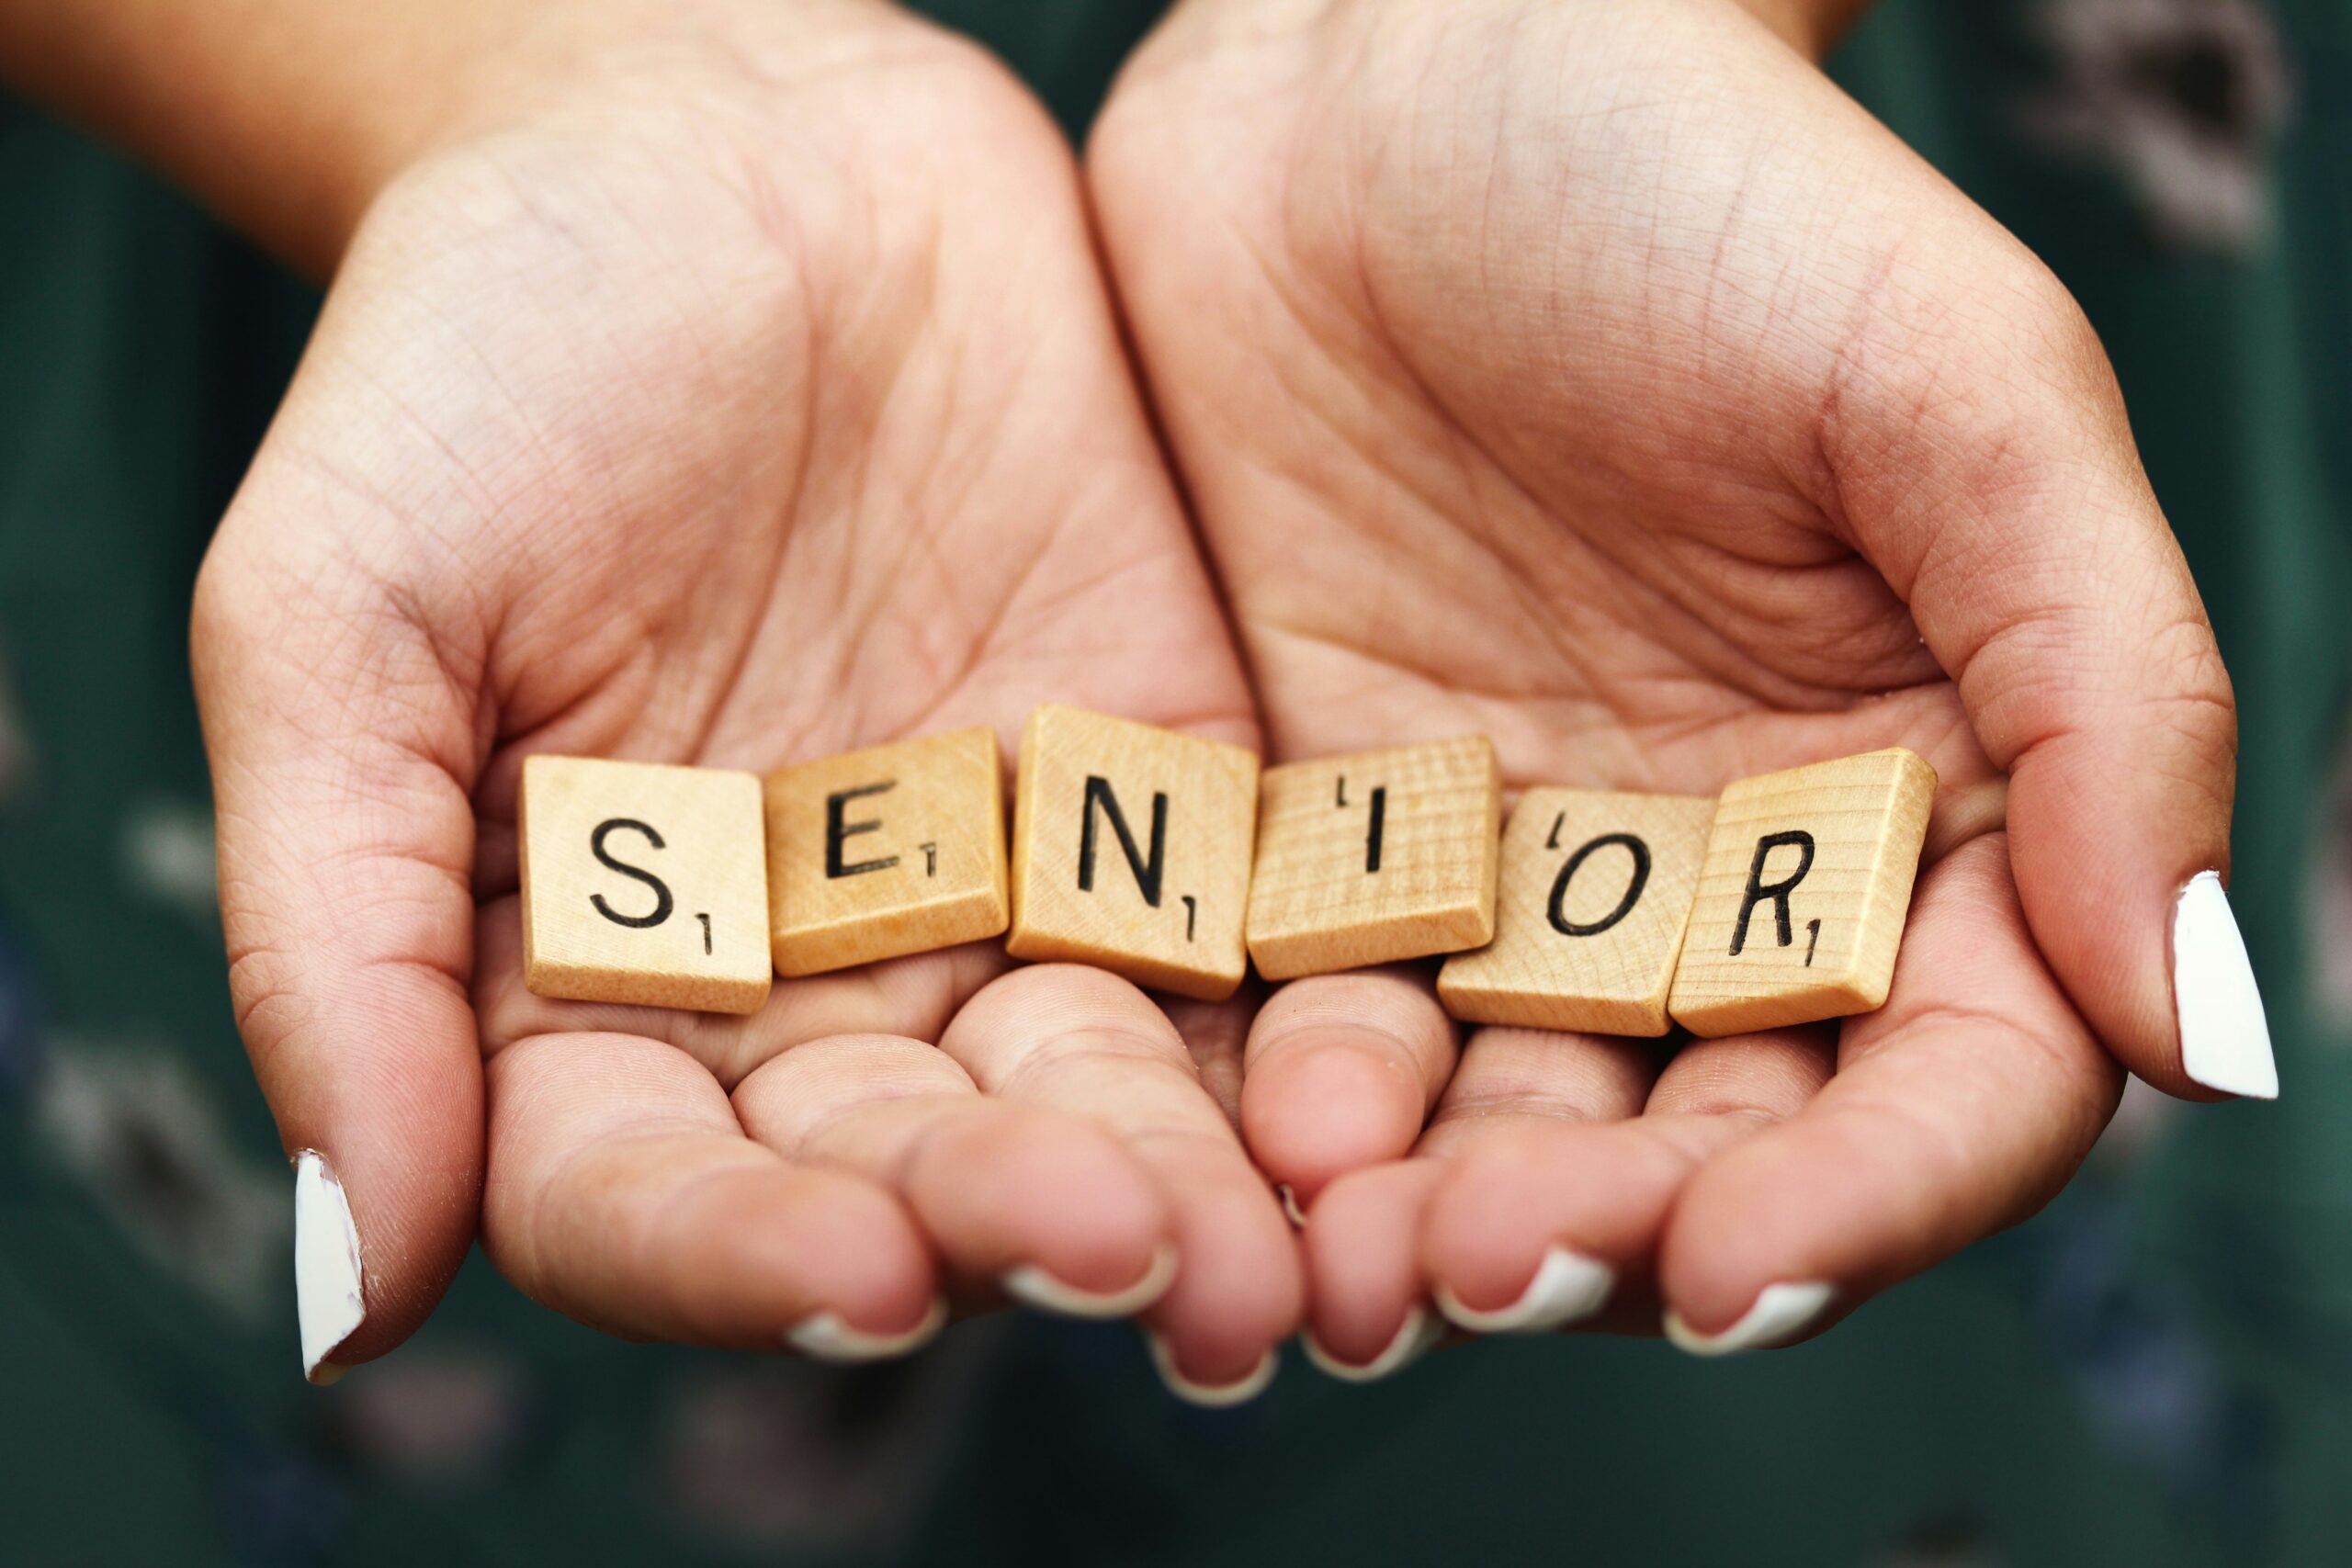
top-left (193, 486), bottom-right (486, 1382)
top-left (1838, 250), bottom-right (2267, 1101)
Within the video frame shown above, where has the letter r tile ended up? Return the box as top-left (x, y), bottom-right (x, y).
top-left (763, 727), bottom-right (1011, 976)
top-left (1667, 749), bottom-right (1938, 1037)
top-left (1007, 705), bottom-right (1260, 1001)
top-left (520, 755), bottom-right (773, 1014)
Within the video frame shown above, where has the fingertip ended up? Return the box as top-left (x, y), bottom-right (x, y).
top-left (1301, 1161), bottom-right (1442, 1367)
top-left (2172, 870), bottom-right (2278, 1100)
top-left (1654, 1134), bottom-right (1839, 1348)
top-left (1003, 1243), bottom-right (1178, 1319)
top-left (1420, 1131), bottom-right (1654, 1334)
top-left (1241, 1032), bottom-right (1430, 1193)
top-left (1661, 1280), bottom-right (1838, 1356)
top-left (786, 1296), bottom-right (949, 1364)
top-left (906, 1105), bottom-right (1175, 1304)
top-left (659, 1160), bottom-right (940, 1347)
top-left (284, 982), bottom-right (484, 1372)
top-left (1134, 1151), bottom-right (1306, 1393)
top-left (1145, 1330), bottom-right (1282, 1407)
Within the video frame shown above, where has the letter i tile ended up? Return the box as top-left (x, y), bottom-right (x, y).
top-left (1247, 737), bottom-right (1501, 981)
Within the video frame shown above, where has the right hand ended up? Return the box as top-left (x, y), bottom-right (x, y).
top-left (194, 0), bottom-right (1298, 1389)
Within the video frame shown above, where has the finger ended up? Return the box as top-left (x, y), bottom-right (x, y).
top-left (1415, 1026), bottom-right (1830, 1337)
top-left (944, 964), bottom-right (1303, 1404)
top-left (732, 1032), bottom-right (1175, 1312)
top-left (1299, 1160), bottom-right (1449, 1381)
top-left (1159, 986), bottom-right (1258, 1128)
top-left (475, 893), bottom-right (1007, 1086)
top-left (192, 513), bottom-right (482, 1382)
top-left (1658, 834), bottom-right (2123, 1353)
top-left (1238, 967), bottom-right (1458, 1202)
top-left (1840, 249), bottom-right (2259, 1099)
top-left (483, 1031), bottom-right (942, 1356)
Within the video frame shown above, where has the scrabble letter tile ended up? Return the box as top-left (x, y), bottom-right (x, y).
top-left (1246, 737), bottom-right (1501, 981)
top-left (1667, 749), bottom-right (1937, 1037)
top-left (1007, 705), bottom-right (1260, 1001)
top-left (520, 755), bottom-right (772, 1014)
top-left (1438, 788), bottom-right (1715, 1036)
top-left (763, 727), bottom-right (1010, 976)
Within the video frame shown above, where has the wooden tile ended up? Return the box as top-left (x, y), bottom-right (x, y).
top-left (1246, 737), bottom-right (1501, 981)
top-left (520, 755), bottom-right (772, 1014)
top-left (763, 728), bottom-right (1010, 977)
top-left (1007, 705), bottom-right (1260, 1001)
top-left (1438, 788), bottom-right (1715, 1036)
top-left (1667, 748), bottom-right (1938, 1037)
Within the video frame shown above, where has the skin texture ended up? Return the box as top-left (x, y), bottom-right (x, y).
top-left (1089, 0), bottom-right (2236, 1361)
top-left (7, 0), bottom-right (2247, 1378)
top-left (189, 0), bottom-right (1297, 1385)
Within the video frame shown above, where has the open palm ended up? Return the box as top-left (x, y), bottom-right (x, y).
top-left (195, 1), bottom-right (1295, 1391)
top-left (1093, 0), bottom-right (2243, 1366)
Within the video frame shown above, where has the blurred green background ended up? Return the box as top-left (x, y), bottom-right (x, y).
top-left (2, 1), bottom-right (2346, 1562)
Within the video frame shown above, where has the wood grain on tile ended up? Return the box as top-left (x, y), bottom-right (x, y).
top-left (1007, 705), bottom-right (1260, 1001)
top-left (1667, 749), bottom-right (1938, 1037)
top-left (1246, 737), bottom-right (1501, 981)
top-left (1439, 788), bottom-right (1715, 1036)
top-left (763, 727), bottom-right (1009, 977)
top-left (520, 754), bottom-right (772, 1014)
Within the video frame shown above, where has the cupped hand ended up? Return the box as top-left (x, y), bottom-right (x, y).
top-left (195, 0), bottom-right (1295, 1388)
top-left (1091, 0), bottom-right (2249, 1367)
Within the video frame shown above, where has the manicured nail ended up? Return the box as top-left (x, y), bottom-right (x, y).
top-left (293, 1150), bottom-right (364, 1385)
top-left (2174, 871), bottom-right (2278, 1100)
top-left (1145, 1331), bottom-right (1280, 1408)
top-left (1302, 1304), bottom-right (1444, 1382)
top-left (786, 1297), bottom-right (948, 1363)
top-left (1434, 1246), bottom-right (1614, 1335)
top-left (1003, 1243), bottom-right (1178, 1320)
top-left (1275, 1183), bottom-right (1307, 1228)
top-left (1663, 1281), bottom-right (1834, 1356)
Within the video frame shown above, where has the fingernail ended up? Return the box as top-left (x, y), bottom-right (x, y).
top-left (786, 1297), bottom-right (948, 1363)
top-left (1434, 1246), bottom-right (1614, 1335)
top-left (1145, 1331), bottom-right (1280, 1408)
top-left (1003, 1243), bottom-right (1178, 1320)
top-left (293, 1150), bottom-right (365, 1385)
top-left (1663, 1280), bottom-right (1834, 1356)
top-left (1301, 1304), bottom-right (1444, 1382)
top-left (2174, 871), bottom-right (2278, 1100)
top-left (1275, 1183), bottom-right (1307, 1228)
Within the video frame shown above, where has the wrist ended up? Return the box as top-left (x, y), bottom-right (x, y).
top-left (0, 0), bottom-right (906, 276)
top-left (1731, 0), bottom-right (1875, 60)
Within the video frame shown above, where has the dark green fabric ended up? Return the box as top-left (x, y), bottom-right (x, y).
top-left (2, 2), bottom-right (2345, 1562)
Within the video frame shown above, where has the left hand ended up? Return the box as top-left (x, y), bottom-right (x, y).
top-left (1087, 0), bottom-right (2249, 1367)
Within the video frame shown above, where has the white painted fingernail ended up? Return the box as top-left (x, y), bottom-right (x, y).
top-left (1302, 1304), bottom-right (1444, 1382)
top-left (1275, 1183), bottom-right (1307, 1228)
top-left (1663, 1280), bottom-right (1834, 1356)
top-left (294, 1150), bottom-right (365, 1385)
top-left (2174, 871), bottom-right (2278, 1100)
top-left (1434, 1247), bottom-right (1615, 1335)
top-left (1145, 1331), bottom-right (1280, 1408)
top-left (786, 1297), bottom-right (947, 1363)
top-left (1003, 1243), bottom-right (1178, 1320)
